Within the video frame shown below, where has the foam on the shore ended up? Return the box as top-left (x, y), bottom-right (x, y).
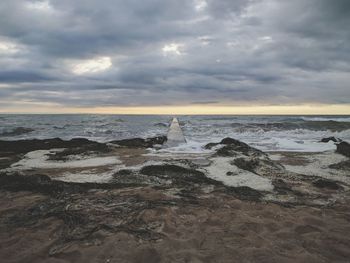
top-left (205, 157), bottom-right (274, 191)
top-left (57, 170), bottom-right (118, 183)
top-left (9, 149), bottom-right (121, 170)
top-left (274, 151), bottom-right (350, 185)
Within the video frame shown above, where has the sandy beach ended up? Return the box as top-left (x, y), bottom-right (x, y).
top-left (0, 135), bottom-right (349, 263)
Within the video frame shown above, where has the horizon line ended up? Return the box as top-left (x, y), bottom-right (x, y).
top-left (1, 104), bottom-right (350, 115)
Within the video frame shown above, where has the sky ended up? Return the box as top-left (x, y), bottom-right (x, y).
top-left (0, 0), bottom-right (349, 114)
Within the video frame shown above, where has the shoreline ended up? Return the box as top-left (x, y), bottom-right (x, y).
top-left (0, 136), bottom-right (349, 262)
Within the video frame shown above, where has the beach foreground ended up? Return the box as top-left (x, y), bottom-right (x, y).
top-left (0, 136), bottom-right (349, 262)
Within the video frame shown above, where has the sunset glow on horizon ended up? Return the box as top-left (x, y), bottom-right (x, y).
top-left (1, 104), bottom-right (350, 115)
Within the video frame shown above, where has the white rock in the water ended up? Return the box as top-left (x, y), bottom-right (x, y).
top-left (165, 117), bottom-right (186, 147)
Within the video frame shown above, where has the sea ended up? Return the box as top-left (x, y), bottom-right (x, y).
top-left (1, 114), bottom-right (350, 153)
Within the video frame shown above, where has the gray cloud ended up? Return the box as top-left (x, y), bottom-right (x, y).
top-left (0, 0), bottom-right (349, 109)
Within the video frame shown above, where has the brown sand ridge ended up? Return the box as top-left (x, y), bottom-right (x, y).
top-left (0, 137), bottom-right (349, 262)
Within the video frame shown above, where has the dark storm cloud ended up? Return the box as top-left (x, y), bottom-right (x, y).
top-left (0, 70), bottom-right (56, 83)
top-left (0, 0), bottom-right (349, 109)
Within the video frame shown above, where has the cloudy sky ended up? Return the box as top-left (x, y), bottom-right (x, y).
top-left (0, 0), bottom-right (349, 114)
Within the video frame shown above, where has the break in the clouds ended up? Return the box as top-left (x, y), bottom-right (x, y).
top-left (0, 0), bottom-right (349, 109)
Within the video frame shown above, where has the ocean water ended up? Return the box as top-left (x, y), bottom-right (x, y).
top-left (0, 114), bottom-right (350, 152)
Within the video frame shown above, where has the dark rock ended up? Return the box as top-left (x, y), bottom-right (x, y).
top-left (0, 173), bottom-right (59, 194)
top-left (313, 179), bottom-right (342, 190)
top-left (336, 141), bottom-right (350, 157)
top-left (225, 186), bottom-right (262, 201)
top-left (205, 137), bottom-right (265, 157)
top-left (0, 173), bottom-right (143, 196)
top-left (0, 138), bottom-right (108, 155)
top-left (111, 169), bottom-right (153, 185)
top-left (226, 171), bottom-right (235, 176)
top-left (320, 137), bottom-right (339, 143)
top-left (272, 179), bottom-right (291, 194)
top-left (114, 169), bottom-right (134, 176)
top-left (221, 139), bottom-right (264, 156)
top-left (232, 158), bottom-right (260, 173)
top-left (220, 137), bottom-right (242, 145)
top-left (216, 146), bottom-right (239, 157)
top-left (204, 142), bottom-right (219, 150)
top-left (140, 164), bottom-right (221, 186)
top-left (0, 127), bottom-right (34, 137)
top-left (47, 142), bottom-right (110, 161)
top-left (232, 157), bottom-right (285, 175)
top-left (329, 160), bottom-right (350, 170)
top-left (0, 155), bottom-right (22, 169)
top-left (109, 136), bottom-right (167, 148)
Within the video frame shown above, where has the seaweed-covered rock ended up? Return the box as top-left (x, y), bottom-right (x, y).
top-left (232, 157), bottom-right (284, 175)
top-left (0, 138), bottom-right (107, 155)
top-left (0, 173), bottom-right (142, 195)
top-left (272, 179), bottom-right (292, 195)
top-left (0, 155), bottom-right (22, 169)
top-left (140, 164), bottom-right (221, 186)
top-left (313, 179), bottom-right (342, 190)
top-left (225, 186), bottom-right (262, 201)
top-left (47, 142), bottom-right (110, 161)
top-left (232, 158), bottom-right (260, 173)
top-left (205, 137), bottom-right (246, 149)
top-left (109, 136), bottom-right (167, 148)
top-left (320, 137), bottom-right (340, 143)
top-left (216, 146), bottom-right (240, 157)
top-left (204, 142), bottom-right (219, 149)
top-left (336, 141), bottom-right (350, 157)
top-left (220, 137), bottom-right (243, 145)
top-left (329, 160), bottom-right (350, 170)
top-left (206, 137), bottom-right (265, 157)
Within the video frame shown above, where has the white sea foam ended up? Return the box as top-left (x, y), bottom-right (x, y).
top-left (301, 117), bottom-right (350, 122)
top-left (57, 170), bottom-right (116, 183)
top-left (10, 149), bottom-right (121, 170)
top-left (1, 115), bottom-right (349, 153)
top-left (262, 137), bottom-right (337, 152)
top-left (157, 140), bottom-right (211, 154)
top-left (281, 152), bottom-right (350, 185)
top-left (205, 157), bottom-right (274, 191)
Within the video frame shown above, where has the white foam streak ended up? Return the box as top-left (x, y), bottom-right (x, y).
top-left (10, 149), bottom-right (121, 170)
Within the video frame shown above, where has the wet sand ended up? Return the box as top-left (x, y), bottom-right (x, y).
top-left (0, 137), bottom-right (349, 262)
top-left (1, 188), bottom-right (349, 263)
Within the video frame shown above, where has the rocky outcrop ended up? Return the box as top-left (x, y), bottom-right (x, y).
top-left (205, 137), bottom-right (265, 157)
top-left (140, 164), bottom-right (221, 186)
top-left (109, 136), bottom-right (167, 148)
top-left (320, 136), bottom-right (340, 143)
top-left (329, 160), bottom-right (350, 170)
top-left (0, 136), bottom-right (166, 161)
top-left (272, 179), bottom-right (292, 195)
top-left (205, 137), bottom-right (285, 178)
top-left (0, 138), bottom-right (107, 155)
top-left (336, 141), bottom-right (350, 157)
top-left (232, 157), bottom-right (285, 176)
top-left (312, 179), bottom-right (343, 190)
top-left (225, 186), bottom-right (262, 201)
top-left (0, 172), bottom-right (146, 195)
top-left (47, 142), bottom-right (110, 161)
